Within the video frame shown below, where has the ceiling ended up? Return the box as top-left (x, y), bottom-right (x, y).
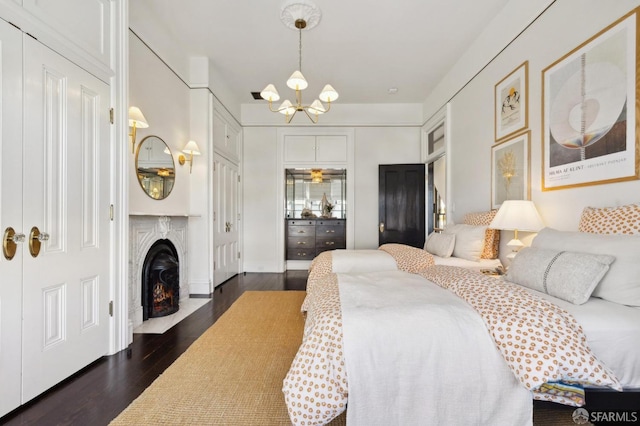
top-left (129, 0), bottom-right (510, 105)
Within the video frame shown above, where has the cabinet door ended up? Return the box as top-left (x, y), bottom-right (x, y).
top-left (316, 136), bottom-right (347, 162)
top-left (21, 36), bottom-right (111, 403)
top-left (284, 135), bottom-right (316, 162)
top-left (213, 154), bottom-right (239, 286)
top-left (0, 20), bottom-right (24, 418)
top-left (22, 0), bottom-right (111, 67)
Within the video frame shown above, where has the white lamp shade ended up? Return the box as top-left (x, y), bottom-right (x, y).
top-left (182, 140), bottom-right (201, 156)
top-left (308, 100), bottom-right (326, 114)
top-left (278, 100), bottom-right (296, 115)
top-left (260, 84), bottom-right (280, 102)
top-left (489, 200), bottom-right (544, 232)
top-left (286, 71), bottom-right (308, 90)
top-left (128, 106), bottom-right (149, 128)
top-left (319, 84), bottom-right (339, 102)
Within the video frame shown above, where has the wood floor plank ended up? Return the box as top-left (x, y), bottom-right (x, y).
top-left (0, 273), bottom-right (287, 426)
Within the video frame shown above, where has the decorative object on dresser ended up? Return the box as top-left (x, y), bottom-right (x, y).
top-left (489, 200), bottom-right (544, 259)
top-left (286, 219), bottom-right (345, 260)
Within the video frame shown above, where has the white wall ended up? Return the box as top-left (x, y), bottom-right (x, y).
top-left (129, 32), bottom-right (192, 215)
top-left (353, 127), bottom-right (422, 249)
top-left (242, 127), bottom-right (281, 272)
top-left (242, 125), bottom-right (421, 271)
top-left (441, 0), bottom-right (640, 232)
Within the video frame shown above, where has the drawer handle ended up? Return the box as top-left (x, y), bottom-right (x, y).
top-left (325, 241), bottom-right (335, 245)
top-left (325, 230), bottom-right (335, 233)
top-left (297, 241), bottom-right (306, 245)
top-left (297, 230), bottom-right (305, 234)
top-left (297, 252), bottom-right (307, 256)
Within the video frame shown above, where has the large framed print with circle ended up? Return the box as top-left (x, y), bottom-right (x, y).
top-left (542, 8), bottom-right (640, 191)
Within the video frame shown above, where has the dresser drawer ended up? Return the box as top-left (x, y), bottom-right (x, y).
top-left (287, 236), bottom-right (315, 248)
top-left (316, 225), bottom-right (345, 238)
top-left (288, 248), bottom-right (316, 260)
top-left (288, 225), bottom-right (316, 237)
top-left (315, 238), bottom-right (346, 251)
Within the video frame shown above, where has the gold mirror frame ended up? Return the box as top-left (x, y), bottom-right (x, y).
top-left (135, 135), bottom-right (176, 200)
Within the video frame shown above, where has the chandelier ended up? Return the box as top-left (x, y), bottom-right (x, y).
top-left (260, 0), bottom-right (338, 124)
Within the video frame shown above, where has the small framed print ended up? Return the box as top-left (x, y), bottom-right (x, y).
top-left (495, 61), bottom-right (528, 142)
top-left (491, 130), bottom-right (530, 209)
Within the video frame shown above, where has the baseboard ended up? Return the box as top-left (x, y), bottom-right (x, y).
top-left (243, 261), bottom-right (284, 273)
top-left (189, 280), bottom-right (212, 296)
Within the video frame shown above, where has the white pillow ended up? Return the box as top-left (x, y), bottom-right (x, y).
top-left (443, 224), bottom-right (487, 261)
top-left (532, 227), bottom-right (640, 306)
top-left (505, 247), bottom-right (615, 305)
top-left (424, 232), bottom-right (455, 258)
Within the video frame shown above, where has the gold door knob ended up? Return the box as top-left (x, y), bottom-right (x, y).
top-left (29, 226), bottom-right (48, 258)
top-left (3, 227), bottom-right (25, 260)
top-left (379, 222), bottom-right (385, 233)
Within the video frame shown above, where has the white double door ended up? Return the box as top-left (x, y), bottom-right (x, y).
top-left (0, 21), bottom-right (111, 416)
top-left (213, 153), bottom-right (239, 286)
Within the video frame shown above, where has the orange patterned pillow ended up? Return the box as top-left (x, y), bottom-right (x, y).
top-left (578, 204), bottom-right (640, 235)
top-left (463, 210), bottom-right (500, 259)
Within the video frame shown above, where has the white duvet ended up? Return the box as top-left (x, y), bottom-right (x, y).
top-left (338, 270), bottom-right (532, 426)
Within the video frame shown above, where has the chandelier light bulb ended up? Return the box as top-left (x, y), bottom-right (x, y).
top-left (278, 99), bottom-right (296, 115)
top-left (286, 71), bottom-right (308, 91)
top-left (309, 99), bottom-right (326, 114)
top-left (319, 84), bottom-right (339, 103)
top-left (260, 84), bottom-right (280, 102)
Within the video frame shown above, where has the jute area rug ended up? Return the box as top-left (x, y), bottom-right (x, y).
top-left (110, 290), bottom-right (577, 426)
top-left (110, 291), bottom-right (346, 425)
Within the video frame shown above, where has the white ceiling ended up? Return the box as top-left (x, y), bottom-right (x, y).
top-left (129, 0), bottom-right (511, 105)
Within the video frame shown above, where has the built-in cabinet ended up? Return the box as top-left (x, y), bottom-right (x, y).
top-left (284, 135), bottom-right (348, 163)
top-left (0, 4), bottom-right (113, 417)
top-left (286, 219), bottom-right (346, 260)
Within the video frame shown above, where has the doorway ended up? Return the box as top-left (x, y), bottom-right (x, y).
top-left (378, 164), bottom-right (426, 248)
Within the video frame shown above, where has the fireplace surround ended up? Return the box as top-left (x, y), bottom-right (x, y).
top-left (129, 215), bottom-right (188, 338)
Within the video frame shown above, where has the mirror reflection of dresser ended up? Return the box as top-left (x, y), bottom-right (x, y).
top-left (135, 135), bottom-right (175, 200)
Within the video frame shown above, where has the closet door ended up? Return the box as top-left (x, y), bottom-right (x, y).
top-left (213, 154), bottom-right (239, 286)
top-left (0, 19), bottom-right (24, 418)
top-left (21, 36), bottom-right (111, 403)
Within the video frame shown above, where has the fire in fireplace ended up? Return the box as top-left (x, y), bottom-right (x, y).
top-left (142, 239), bottom-right (180, 320)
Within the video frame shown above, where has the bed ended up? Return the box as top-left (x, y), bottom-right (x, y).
top-left (284, 204), bottom-right (640, 425)
top-left (303, 211), bottom-right (503, 311)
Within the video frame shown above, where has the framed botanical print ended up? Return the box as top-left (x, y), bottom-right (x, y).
top-left (542, 8), bottom-right (640, 191)
top-left (495, 61), bottom-right (528, 142)
top-left (491, 130), bottom-right (530, 209)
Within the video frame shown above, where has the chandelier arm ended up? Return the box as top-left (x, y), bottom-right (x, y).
top-left (285, 109), bottom-right (297, 123)
top-left (322, 100), bottom-right (332, 113)
top-left (295, 89), bottom-right (303, 107)
top-left (302, 107), bottom-right (319, 124)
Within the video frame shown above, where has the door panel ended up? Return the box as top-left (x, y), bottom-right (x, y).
top-left (213, 154), bottom-right (239, 286)
top-left (378, 164), bottom-right (426, 248)
top-left (21, 37), bottom-right (110, 402)
top-left (0, 19), bottom-right (24, 418)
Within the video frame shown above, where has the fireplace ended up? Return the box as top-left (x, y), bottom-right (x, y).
top-left (142, 239), bottom-right (180, 319)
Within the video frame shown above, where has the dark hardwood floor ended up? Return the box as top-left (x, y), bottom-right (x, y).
top-left (0, 271), bottom-right (308, 426)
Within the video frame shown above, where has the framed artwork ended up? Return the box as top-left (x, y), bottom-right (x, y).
top-left (494, 61), bottom-right (528, 141)
top-left (491, 131), bottom-right (530, 209)
top-left (542, 9), bottom-right (640, 191)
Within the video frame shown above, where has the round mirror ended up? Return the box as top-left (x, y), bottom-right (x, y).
top-left (135, 135), bottom-right (176, 200)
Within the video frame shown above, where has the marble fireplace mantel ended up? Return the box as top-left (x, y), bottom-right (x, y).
top-left (128, 215), bottom-right (189, 341)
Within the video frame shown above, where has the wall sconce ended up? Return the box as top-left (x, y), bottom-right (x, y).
top-left (178, 140), bottom-right (201, 173)
top-left (128, 106), bottom-right (149, 154)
